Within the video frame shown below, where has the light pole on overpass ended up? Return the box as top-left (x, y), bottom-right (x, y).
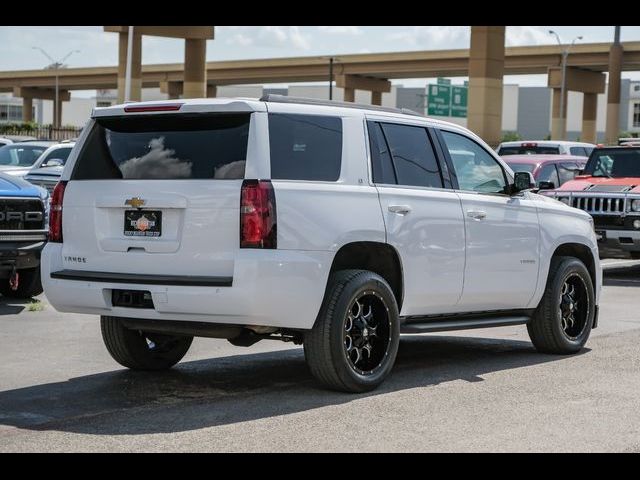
top-left (32, 47), bottom-right (80, 128)
top-left (548, 31), bottom-right (583, 139)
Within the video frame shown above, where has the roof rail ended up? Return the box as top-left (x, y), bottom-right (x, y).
top-left (259, 94), bottom-right (424, 117)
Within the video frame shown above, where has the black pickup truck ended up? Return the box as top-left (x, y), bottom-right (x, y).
top-left (0, 172), bottom-right (48, 298)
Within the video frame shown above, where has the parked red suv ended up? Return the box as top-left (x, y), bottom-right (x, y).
top-left (501, 154), bottom-right (587, 190)
top-left (541, 146), bottom-right (640, 258)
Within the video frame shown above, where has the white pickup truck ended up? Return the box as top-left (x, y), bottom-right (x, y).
top-left (41, 95), bottom-right (601, 392)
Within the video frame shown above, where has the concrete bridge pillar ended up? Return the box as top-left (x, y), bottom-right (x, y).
top-left (335, 74), bottom-right (390, 105)
top-left (467, 26), bottom-right (505, 148)
top-left (605, 37), bottom-right (623, 144)
top-left (551, 88), bottom-right (568, 140)
top-left (117, 30), bottom-right (142, 103)
top-left (582, 93), bottom-right (598, 144)
top-left (22, 96), bottom-right (33, 122)
top-left (184, 39), bottom-right (207, 98)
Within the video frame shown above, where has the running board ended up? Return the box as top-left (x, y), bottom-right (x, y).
top-left (400, 315), bottom-right (530, 334)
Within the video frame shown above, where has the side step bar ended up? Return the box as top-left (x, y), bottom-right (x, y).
top-left (400, 315), bottom-right (530, 334)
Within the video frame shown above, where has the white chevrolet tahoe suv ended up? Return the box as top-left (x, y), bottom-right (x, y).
top-left (41, 95), bottom-right (602, 393)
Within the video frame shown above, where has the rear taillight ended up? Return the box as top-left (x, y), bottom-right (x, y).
top-left (240, 180), bottom-right (276, 249)
top-left (49, 181), bottom-right (67, 243)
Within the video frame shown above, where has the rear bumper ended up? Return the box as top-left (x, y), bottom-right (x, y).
top-left (0, 240), bottom-right (45, 277)
top-left (41, 243), bottom-right (333, 330)
top-left (595, 228), bottom-right (640, 257)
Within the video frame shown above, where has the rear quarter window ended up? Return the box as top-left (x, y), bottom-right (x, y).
top-left (72, 113), bottom-right (250, 180)
top-left (268, 113), bottom-right (342, 181)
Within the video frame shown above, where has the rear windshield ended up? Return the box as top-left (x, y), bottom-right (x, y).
top-left (498, 146), bottom-right (560, 155)
top-left (72, 113), bottom-right (250, 180)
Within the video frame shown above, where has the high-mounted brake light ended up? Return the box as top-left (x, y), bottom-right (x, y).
top-left (49, 181), bottom-right (67, 243)
top-left (240, 180), bottom-right (277, 249)
top-left (123, 104), bottom-right (183, 113)
top-left (522, 142), bottom-right (537, 148)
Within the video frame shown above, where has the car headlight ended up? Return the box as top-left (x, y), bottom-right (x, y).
top-left (631, 199), bottom-right (640, 212)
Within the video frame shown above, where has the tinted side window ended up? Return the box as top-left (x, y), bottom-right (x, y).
top-left (441, 130), bottom-right (507, 193)
top-left (42, 147), bottom-right (72, 166)
top-left (269, 113), bottom-right (342, 181)
top-left (367, 121), bottom-right (396, 184)
top-left (380, 123), bottom-right (443, 188)
top-left (557, 162), bottom-right (579, 185)
top-left (570, 146), bottom-right (587, 156)
top-left (537, 163), bottom-right (560, 187)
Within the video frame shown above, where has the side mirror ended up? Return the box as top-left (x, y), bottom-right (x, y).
top-left (44, 158), bottom-right (64, 167)
top-left (537, 180), bottom-right (556, 190)
top-left (511, 171), bottom-right (536, 194)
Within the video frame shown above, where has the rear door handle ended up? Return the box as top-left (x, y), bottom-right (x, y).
top-left (388, 205), bottom-right (412, 215)
top-left (467, 210), bottom-right (487, 220)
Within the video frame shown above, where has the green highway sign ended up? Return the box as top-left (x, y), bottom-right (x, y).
top-left (451, 86), bottom-right (468, 118)
top-left (427, 83), bottom-right (468, 118)
top-left (437, 77), bottom-right (451, 86)
top-left (428, 84), bottom-right (451, 116)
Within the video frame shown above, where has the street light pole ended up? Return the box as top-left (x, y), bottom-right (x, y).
top-left (32, 47), bottom-right (80, 128)
top-left (549, 31), bottom-right (583, 140)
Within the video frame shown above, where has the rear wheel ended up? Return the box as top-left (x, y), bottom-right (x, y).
top-left (527, 256), bottom-right (595, 354)
top-left (0, 268), bottom-right (42, 299)
top-left (304, 269), bottom-right (400, 393)
top-left (100, 316), bottom-right (193, 370)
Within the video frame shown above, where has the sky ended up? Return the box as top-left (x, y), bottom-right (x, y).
top-left (1, 26), bottom-right (639, 97)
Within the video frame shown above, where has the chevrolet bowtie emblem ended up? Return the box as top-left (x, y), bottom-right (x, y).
top-left (125, 197), bottom-right (146, 209)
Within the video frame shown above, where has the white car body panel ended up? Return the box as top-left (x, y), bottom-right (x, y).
top-left (42, 97), bottom-right (601, 331)
top-left (455, 191), bottom-right (540, 310)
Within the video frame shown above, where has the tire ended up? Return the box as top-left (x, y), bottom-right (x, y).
top-left (630, 252), bottom-right (640, 260)
top-left (528, 256), bottom-right (595, 354)
top-left (304, 269), bottom-right (400, 393)
top-left (100, 316), bottom-right (193, 370)
top-left (0, 267), bottom-right (42, 299)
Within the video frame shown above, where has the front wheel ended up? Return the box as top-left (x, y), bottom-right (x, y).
top-left (528, 256), bottom-right (595, 354)
top-left (304, 270), bottom-right (400, 393)
top-left (100, 316), bottom-right (193, 370)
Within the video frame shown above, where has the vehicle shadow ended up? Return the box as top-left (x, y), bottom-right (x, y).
top-left (0, 334), bottom-right (589, 435)
top-left (0, 297), bottom-right (28, 315)
top-left (603, 265), bottom-right (640, 287)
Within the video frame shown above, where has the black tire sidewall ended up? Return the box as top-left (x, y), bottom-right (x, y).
top-left (547, 258), bottom-right (595, 351)
top-left (329, 274), bottom-right (400, 391)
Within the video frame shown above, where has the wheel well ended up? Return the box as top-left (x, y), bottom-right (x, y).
top-left (552, 243), bottom-right (597, 286)
top-left (329, 242), bottom-right (403, 310)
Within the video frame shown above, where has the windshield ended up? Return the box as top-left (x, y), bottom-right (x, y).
top-left (498, 146), bottom-right (560, 155)
top-left (0, 145), bottom-right (47, 167)
top-left (504, 162), bottom-right (535, 174)
top-left (584, 149), bottom-right (640, 178)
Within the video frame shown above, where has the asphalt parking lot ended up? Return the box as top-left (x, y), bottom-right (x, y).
top-left (1, 259), bottom-right (640, 452)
